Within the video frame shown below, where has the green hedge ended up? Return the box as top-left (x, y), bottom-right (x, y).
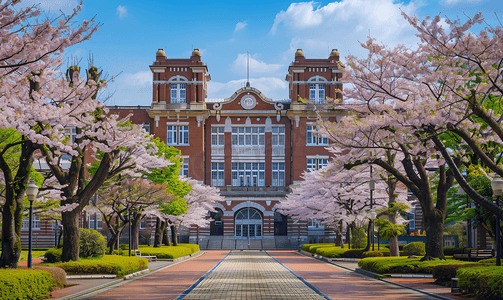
top-left (301, 243), bottom-right (334, 252)
top-left (44, 255), bottom-right (148, 277)
top-left (358, 256), bottom-right (478, 274)
top-left (44, 247), bottom-right (63, 263)
top-left (0, 269), bottom-right (54, 299)
top-left (457, 266), bottom-right (503, 299)
top-left (134, 245), bottom-right (193, 259)
top-left (432, 264), bottom-right (482, 283)
top-left (403, 242), bottom-right (425, 256)
top-left (177, 243), bottom-right (200, 254)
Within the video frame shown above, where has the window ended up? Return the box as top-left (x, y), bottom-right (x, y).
top-left (179, 158), bottom-right (189, 177)
top-left (272, 127), bottom-right (285, 146)
top-left (22, 215), bottom-right (40, 230)
top-left (307, 158), bottom-right (328, 172)
top-left (167, 125), bottom-right (189, 145)
top-left (211, 163), bottom-right (225, 186)
top-left (306, 126), bottom-right (328, 145)
top-left (89, 214), bottom-right (103, 229)
top-left (272, 163), bottom-right (285, 186)
top-left (211, 127), bottom-right (225, 146)
top-left (231, 127), bottom-right (265, 146)
top-left (309, 84), bottom-right (325, 103)
top-left (171, 83), bottom-right (186, 103)
top-left (308, 220), bottom-right (325, 229)
top-left (140, 218), bottom-right (147, 229)
top-left (231, 163), bottom-right (265, 187)
top-left (143, 124), bottom-right (150, 134)
top-left (64, 126), bottom-right (77, 143)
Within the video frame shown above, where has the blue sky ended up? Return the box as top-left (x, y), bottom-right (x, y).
top-left (24, 0), bottom-right (503, 105)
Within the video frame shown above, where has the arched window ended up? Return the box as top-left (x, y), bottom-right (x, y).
top-left (168, 75), bottom-right (189, 103)
top-left (235, 208), bottom-right (262, 238)
top-left (307, 75), bottom-right (328, 104)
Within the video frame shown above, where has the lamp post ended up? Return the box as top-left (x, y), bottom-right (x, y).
top-left (369, 166), bottom-right (375, 251)
top-left (490, 176), bottom-right (503, 267)
top-left (370, 209), bottom-right (377, 251)
top-left (25, 178), bottom-right (39, 268)
top-left (129, 209), bottom-right (132, 257)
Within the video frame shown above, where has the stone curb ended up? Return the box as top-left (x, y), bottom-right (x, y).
top-left (299, 249), bottom-right (360, 262)
top-left (66, 274), bottom-right (117, 279)
top-left (124, 268), bottom-right (150, 280)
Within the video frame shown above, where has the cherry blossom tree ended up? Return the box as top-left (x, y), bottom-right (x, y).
top-left (0, 0), bottom-right (100, 268)
top-left (319, 11), bottom-right (503, 260)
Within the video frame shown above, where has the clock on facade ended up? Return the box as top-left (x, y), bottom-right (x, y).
top-left (240, 95), bottom-right (257, 109)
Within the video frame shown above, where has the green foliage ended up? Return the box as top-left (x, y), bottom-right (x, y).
top-left (342, 249), bottom-right (365, 258)
top-left (315, 247), bottom-right (348, 258)
top-left (301, 243), bottom-right (333, 252)
top-left (443, 246), bottom-right (457, 256)
top-left (457, 266), bottom-right (503, 299)
top-left (129, 245), bottom-right (194, 259)
top-left (358, 256), bottom-right (477, 274)
top-left (0, 269), bottom-right (54, 300)
top-left (177, 243), bottom-right (200, 254)
top-left (44, 255), bottom-right (148, 277)
top-left (362, 251), bottom-right (384, 258)
top-left (351, 226), bottom-right (367, 249)
top-left (432, 264), bottom-right (483, 283)
top-left (34, 266), bottom-right (67, 288)
top-left (403, 242), bottom-right (426, 256)
top-left (44, 247), bottom-right (63, 263)
top-left (19, 250), bottom-right (48, 262)
top-left (79, 228), bottom-right (106, 258)
top-left (375, 217), bottom-right (407, 241)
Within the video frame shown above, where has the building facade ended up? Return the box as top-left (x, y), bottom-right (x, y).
top-left (108, 48), bottom-right (345, 249)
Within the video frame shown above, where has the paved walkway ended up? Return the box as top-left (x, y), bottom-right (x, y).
top-left (181, 250), bottom-right (326, 300)
top-left (48, 250), bottom-right (468, 300)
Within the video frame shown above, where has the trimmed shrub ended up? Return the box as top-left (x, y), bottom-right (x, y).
top-left (45, 255), bottom-right (148, 277)
top-left (432, 264), bottom-right (481, 284)
top-left (80, 228), bottom-right (106, 258)
top-left (34, 266), bottom-right (67, 288)
top-left (403, 242), bottom-right (425, 256)
top-left (351, 227), bottom-right (367, 249)
top-left (45, 247), bottom-right (63, 263)
top-left (0, 269), bottom-right (54, 300)
top-left (443, 246), bottom-right (456, 256)
top-left (177, 243), bottom-right (200, 254)
top-left (315, 246), bottom-right (346, 258)
top-left (457, 266), bottom-right (503, 299)
top-left (301, 243), bottom-right (333, 253)
top-left (358, 256), bottom-right (478, 274)
top-left (362, 251), bottom-right (384, 258)
top-left (342, 249), bottom-right (365, 258)
top-left (119, 244), bottom-right (129, 250)
top-left (135, 245), bottom-right (192, 259)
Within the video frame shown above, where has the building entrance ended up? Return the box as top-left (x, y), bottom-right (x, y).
top-left (235, 208), bottom-right (262, 239)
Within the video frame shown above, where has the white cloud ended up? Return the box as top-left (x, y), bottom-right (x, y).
top-left (271, 0), bottom-right (424, 60)
top-left (117, 5), bottom-right (128, 19)
top-left (235, 21), bottom-right (248, 32)
top-left (231, 53), bottom-right (283, 76)
top-left (108, 71), bottom-right (152, 106)
top-left (208, 77), bottom-right (288, 100)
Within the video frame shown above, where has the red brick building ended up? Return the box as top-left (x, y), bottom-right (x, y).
top-left (106, 48), bottom-right (346, 249)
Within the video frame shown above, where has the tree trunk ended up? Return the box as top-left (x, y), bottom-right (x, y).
top-left (422, 209), bottom-right (446, 261)
top-left (346, 222), bottom-right (352, 249)
top-left (0, 191), bottom-right (24, 268)
top-left (389, 236), bottom-right (399, 256)
top-left (154, 218), bottom-right (163, 247)
top-left (171, 225), bottom-right (178, 246)
top-left (61, 209), bottom-right (82, 262)
top-left (163, 225), bottom-right (171, 246)
top-left (334, 222), bottom-right (342, 247)
top-left (131, 216), bottom-right (140, 250)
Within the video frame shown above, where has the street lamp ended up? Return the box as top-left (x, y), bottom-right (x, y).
top-left (490, 176), bottom-right (503, 267)
top-left (25, 178), bottom-right (39, 268)
top-left (370, 209), bottom-right (377, 251)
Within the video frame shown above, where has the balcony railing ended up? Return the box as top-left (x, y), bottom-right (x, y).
top-left (218, 186), bottom-right (289, 196)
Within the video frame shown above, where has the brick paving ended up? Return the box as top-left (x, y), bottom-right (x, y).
top-left (182, 250), bottom-right (326, 300)
top-left (269, 250), bottom-right (441, 300)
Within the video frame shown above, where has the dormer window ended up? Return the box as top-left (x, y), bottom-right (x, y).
top-left (171, 83), bottom-right (186, 103)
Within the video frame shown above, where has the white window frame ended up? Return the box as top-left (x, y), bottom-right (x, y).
top-left (171, 83), bottom-right (186, 103)
top-left (272, 163), bottom-right (285, 186)
top-left (89, 213), bottom-right (103, 230)
top-left (211, 162), bottom-right (225, 186)
top-left (211, 127), bottom-right (225, 146)
top-left (272, 127), bottom-right (285, 146)
top-left (143, 124), bottom-right (150, 134)
top-left (179, 157), bottom-right (189, 177)
top-left (309, 83), bottom-right (326, 104)
top-left (167, 125), bottom-right (189, 146)
top-left (64, 126), bottom-right (77, 143)
top-left (306, 125), bottom-right (328, 146)
top-left (231, 127), bottom-right (265, 146)
top-left (22, 215), bottom-right (40, 230)
top-left (307, 158), bottom-right (328, 172)
top-left (231, 162), bottom-right (265, 187)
